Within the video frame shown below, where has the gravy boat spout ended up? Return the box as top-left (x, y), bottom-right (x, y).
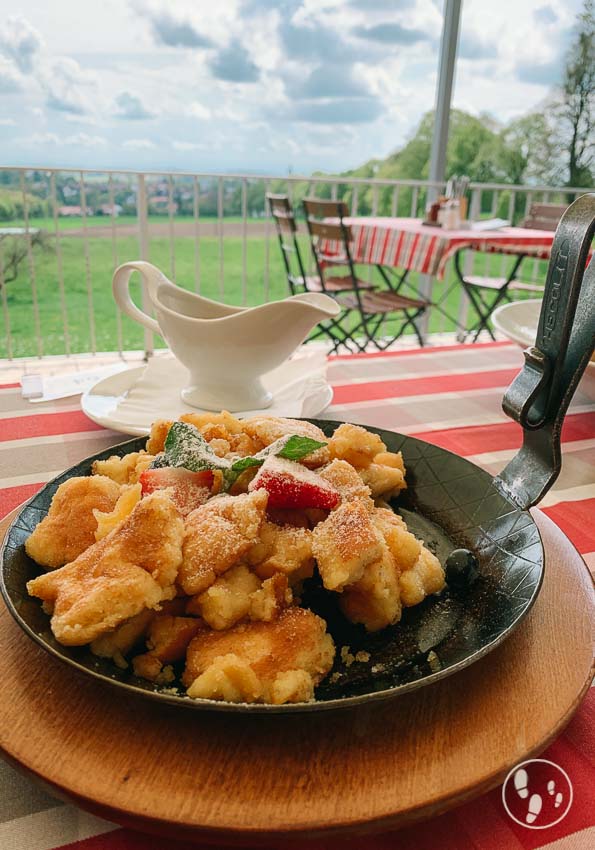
top-left (112, 261), bottom-right (340, 412)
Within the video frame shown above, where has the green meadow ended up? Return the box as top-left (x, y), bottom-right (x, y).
top-left (1, 218), bottom-right (545, 359)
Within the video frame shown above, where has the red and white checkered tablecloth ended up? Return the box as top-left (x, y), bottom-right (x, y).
top-left (0, 341), bottom-right (593, 850)
top-left (320, 217), bottom-right (555, 278)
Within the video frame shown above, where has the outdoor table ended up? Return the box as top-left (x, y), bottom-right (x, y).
top-left (0, 340), bottom-right (594, 850)
top-left (319, 216), bottom-right (556, 337)
top-left (333, 217), bottom-right (554, 278)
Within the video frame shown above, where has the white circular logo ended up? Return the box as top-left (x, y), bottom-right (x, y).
top-left (502, 759), bottom-right (573, 830)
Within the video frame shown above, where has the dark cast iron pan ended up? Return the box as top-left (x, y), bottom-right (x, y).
top-left (2, 195), bottom-right (595, 713)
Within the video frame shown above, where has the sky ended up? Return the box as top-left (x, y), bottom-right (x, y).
top-left (0, 0), bottom-right (584, 175)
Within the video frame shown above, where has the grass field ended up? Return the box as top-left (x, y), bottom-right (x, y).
top-left (2, 214), bottom-right (248, 232)
top-left (1, 220), bottom-right (545, 359)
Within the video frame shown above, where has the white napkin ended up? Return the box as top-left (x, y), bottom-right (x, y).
top-left (111, 348), bottom-right (331, 430)
top-left (28, 362), bottom-right (131, 403)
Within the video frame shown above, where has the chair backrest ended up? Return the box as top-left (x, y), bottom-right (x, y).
top-left (522, 202), bottom-right (568, 231)
top-left (267, 193), bottom-right (308, 295)
top-left (302, 198), bottom-right (357, 294)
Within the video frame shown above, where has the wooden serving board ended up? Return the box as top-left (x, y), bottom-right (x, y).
top-left (0, 508), bottom-right (593, 845)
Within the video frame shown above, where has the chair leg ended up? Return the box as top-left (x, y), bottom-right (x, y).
top-left (410, 309), bottom-right (425, 347)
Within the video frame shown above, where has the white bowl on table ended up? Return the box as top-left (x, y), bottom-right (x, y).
top-left (492, 299), bottom-right (595, 399)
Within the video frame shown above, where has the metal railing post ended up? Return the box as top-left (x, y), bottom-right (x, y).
top-left (137, 173), bottom-right (154, 357)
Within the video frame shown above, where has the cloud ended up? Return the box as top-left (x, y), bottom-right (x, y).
top-left (459, 31), bottom-right (498, 60)
top-left (188, 101), bottom-right (210, 120)
top-left (288, 64), bottom-right (371, 100)
top-left (209, 41), bottom-right (259, 82)
top-left (42, 57), bottom-right (95, 115)
top-left (279, 19), bottom-right (371, 64)
top-left (0, 117), bottom-right (16, 126)
top-left (122, 138), bottom-right (156, 149)
top-left (64, 132), bottom-right (107, 147)
top-left (20, 131), bottom-right (107, 147)
top-left (0, 16), bottom-right (43, 73)
top-left (172, 140), bottom-right (205, 151)
top-left (114, 91), bottom-right (155, 120)
top-left (291, 97), bottom-right (383, 124)
top-left (22, 132), bottom-right (60, 146)
top-left (352, 23), bottom-right (429, 45)
top-left (140, 8), bottom-right (212, 48)
top-left (0, 56), bottom-right (22, 93)
top-left (534, 5), bottom-right (558, 25)
top-left (516, 58), bottom-right (561, 86)
top-left (346, 0), bottom-right (409, 7)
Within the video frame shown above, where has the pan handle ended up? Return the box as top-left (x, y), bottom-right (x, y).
top-left (494, 193), bottom-right (595, 509)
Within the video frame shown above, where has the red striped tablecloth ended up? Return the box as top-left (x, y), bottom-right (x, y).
top-left (0, 340), bottom-right (593, 850)
top-left (320, 217), bottom-right (555, 278)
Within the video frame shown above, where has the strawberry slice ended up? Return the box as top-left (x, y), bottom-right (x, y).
top-left (248, 456), bottom-right (340, 510)
top-left (139, 467), bottom-right (214, 516)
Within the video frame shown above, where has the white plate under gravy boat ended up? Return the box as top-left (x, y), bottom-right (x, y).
top-left (492, 299), bottom-right (595, 397)
top-left (81, 349), bottom-right (334, 436)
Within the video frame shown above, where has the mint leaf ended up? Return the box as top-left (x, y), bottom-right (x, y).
top-left (164, 422), bottom-right (230, 473)
top-left (230, 456), bottom-right (265, 473)
top-left (276, 435), bottom-right (327, 461)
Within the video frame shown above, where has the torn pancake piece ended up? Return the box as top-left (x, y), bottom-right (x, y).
top-left (312, 500), bottom-right (383, 591)
top-left (184, 607), bottom-right (335, 704)
top-left (26, 492), bottom-right (184, 646)
top-left (25, 475), bottom-right (121, 569)
top-left (179, 490), bottom-right (268, 595)
top-left (400, 544), bottom-right (446, 606)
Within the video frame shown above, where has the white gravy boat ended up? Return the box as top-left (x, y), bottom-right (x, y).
top-left (112, 261), bottom-right (340, 411)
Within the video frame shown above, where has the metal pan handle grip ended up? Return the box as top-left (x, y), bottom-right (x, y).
top-left (494, 193), bottom-right (595, 509)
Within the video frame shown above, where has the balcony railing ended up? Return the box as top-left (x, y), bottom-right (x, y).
top-left (0, 166), bottom-right (591, 361)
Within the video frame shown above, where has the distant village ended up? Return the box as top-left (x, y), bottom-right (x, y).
top-left (0, 173), bottom-right (270, 221)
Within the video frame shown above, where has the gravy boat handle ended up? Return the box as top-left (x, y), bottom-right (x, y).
top-left (112, 262), bottom-right (161, 335)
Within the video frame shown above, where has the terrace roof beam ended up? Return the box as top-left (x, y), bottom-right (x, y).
top-left (428, 0), bottom-right (462, 201)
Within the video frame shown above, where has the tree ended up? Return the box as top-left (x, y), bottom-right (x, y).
top-left (498, 113), bottom-right (563, 185)
top-left (0, 231), bottom-right (50, 289)
top-left (554, 0), bottom-right (594, 186)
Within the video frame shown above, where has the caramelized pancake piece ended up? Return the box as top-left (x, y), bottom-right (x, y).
top-left (132, 614), bottom-right (203, 683)
top-left (180, 410), bottom-right (243, 435)
top-left (318, 459), bottom-right (374, 509)
top-left (312, 501), bottom-right (383, 591)
top-left (340, 544), bottom-right (401, 632)
top-left (375, 451), bottom-right (406, 475)
top-left (249, 574), bottom-right (292, 622)
top-left (180, 412), bottom-right (258, 457)
top-left (359, 463), bottom-right (405, 499)
top-left (26, 493), bottom-right (184, 645)
top-left (184, 607), bottom-right (335, 704)
top-left (180, 491), bottom-right (268, 595)
top-left (92, 451), bottom-right (154, 485)
top-left (25, 476), bottom-right (121, 569)
top-left (400, 544), bottom-right (445, 606)
top-left (372, 508), bottom-right (421, 572)
top-left (189, 564), bottom-right (261, 630)
top-left (187, 566), bottom-right (292, 630)
top-left (241, 416), bottom-right (330, 467)
top-left (94, 483), bottom-right (142, 541)
top-left (146, 419), bottom-right (174, 454)
top-left (247, 520), bottom-right (314, 584)
top-left (185, 654), bottom-right (263, 702)
top-left (328, 423), bottom-right (386, 469)
top-left (90, 608), bottom-right (155, 668)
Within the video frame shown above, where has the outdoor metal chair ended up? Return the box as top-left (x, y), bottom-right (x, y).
top-left (267, 193), bottom-right (358, 353)
top-left (303, 198), bottom-right (429, 349)
top-left (456, 202), bottom-right (567, 342)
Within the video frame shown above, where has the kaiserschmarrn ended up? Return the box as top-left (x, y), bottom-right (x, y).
top-left (24, 413), bottom-right (446, 704)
